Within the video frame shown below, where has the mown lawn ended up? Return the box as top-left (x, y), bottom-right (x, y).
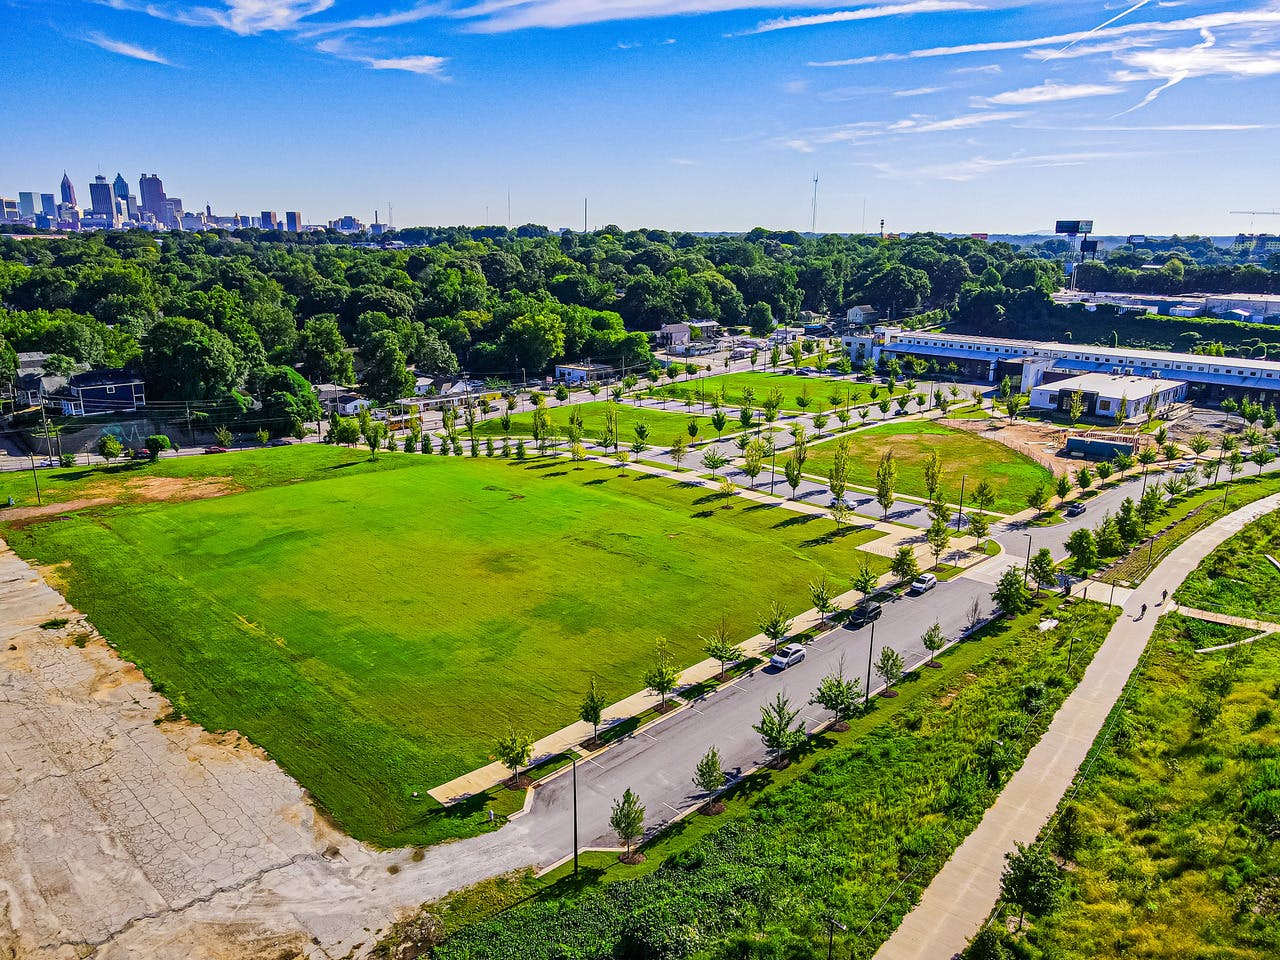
top-left (659, 371), bottom-right (880, 412)
top-left (472, 399), bottom-right (722, 446)
top-left (1009, 613), bottom-right (1280, 959)
top-left (1175, 506), bottom-right (1280, 618)
top-left (3, 452), bottom-right (889, 847)
top-left (801, 421), bottom-right (1052, 514)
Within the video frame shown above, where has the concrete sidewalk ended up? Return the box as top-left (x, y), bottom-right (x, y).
top-left (1169, 603), bottom-right (1280, 635)
top-left (874, 491), bottom-right (1280, 960)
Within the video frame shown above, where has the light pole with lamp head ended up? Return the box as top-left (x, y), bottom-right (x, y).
top-left (1023, 532), bottom-right (1033, 588)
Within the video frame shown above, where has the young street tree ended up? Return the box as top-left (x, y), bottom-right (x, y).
top-left (643, 640), bottom-right (681, 712)
top-left (784, 454), bottom-right (803, 498)
top-left (810, 667), bottom-right (862, 731)
top-left (1000, 841), bottom-right (1064, 931)
top-left (579, 677), bottom-right (608, 747)
top-left (701, 619), bottom-right (744, 681)
top-left (921, 622), bottom-right (946, 668)
top-left (1025, 482), bottom-right (1049, 516)
top-left (692, 746), bottom-right (726, 814)
top-left (809, 576), bottom-right (837, 627)
top-left (875, 646), bottom-right (905, 695)
top-left (925, 516), bottom-right (951, 569)
top-left (1064, 527), bottom-right (1098, 575)
top-left (851, 563), bottom-right (879, 608)
top-left (670, 434), bottom-right (689, 470)
top-left (890, 545), bottom-right (920, 586)
top-left (754, 692), bottom-right (805, 767)
top-left (494, 729), bottom-right (534, 788)
top-left (610, 788), bottom-right (646, 863)
top-left (876, 449), bottom-right (897, 518)
top-left (967, 510), bottom-right (991, 551)
top-left (829, 499), bottom-right (854, 535)
top-left (971, 478), bottom-right (996, 515)
top-left (923, 449), bottom-right (943, 504)
top-left (827, 437), bottom-right (850, 504)
top-left (758, 601), bottom-right (793, 653)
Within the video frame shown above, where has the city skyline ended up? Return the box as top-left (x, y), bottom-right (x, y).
top-left (4, 1), bottom-right (1280, 234)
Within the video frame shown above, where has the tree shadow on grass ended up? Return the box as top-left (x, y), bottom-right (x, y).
top-left (583, 478), bottom-right (610, 486)
top-left (540, 471), bottom-right (570, 478)
top-left (773, 513), bottom-right (821, 530)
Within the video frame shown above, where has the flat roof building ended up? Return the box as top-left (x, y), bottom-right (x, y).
top-left (844, 326), bottom-right (1280, 404)
top-left (1028, 372), bottom-right (1187, 422)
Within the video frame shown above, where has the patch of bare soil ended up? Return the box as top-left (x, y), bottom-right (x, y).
top-left (942, 417), bottom-right (1079, 474)
top-left (3, 475), bottom-right (239, 526)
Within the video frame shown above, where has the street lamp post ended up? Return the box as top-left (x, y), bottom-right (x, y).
top-left (956, 474), bottom-right (967, 531)
top-left (826, 918), bottom-right (847, 960)
top-left (1023, 533), bottom-right (1033, 588)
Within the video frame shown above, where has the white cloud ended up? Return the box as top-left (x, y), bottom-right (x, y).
top-left (782, 109), bottom-right (1023, 150)
top-left (868, 150), bottom-right (1141, 181)
top-left (102, 0), bottom-right (336, 35)
top-left (314, 36), bottom-right (449, 76)
top-left (84, 31), bottom-right (174, 64)
top-left (894, 85), bottom-right (942, 96)
top-left (740, 1), bottom-right (983, 37)
top-left (979, 80), bottom-right (1127, 105)
top-left (809, 8), bottom-right (1280, 66)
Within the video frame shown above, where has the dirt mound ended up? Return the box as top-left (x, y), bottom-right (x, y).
top-left (2, 474), bottom-right (239, 525)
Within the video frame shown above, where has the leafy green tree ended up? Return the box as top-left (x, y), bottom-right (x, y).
top-left (809, 576), bottom-right (836, 626)
top-left (851, 563), bottom-right (879, 607)
top-left (670, 434), bottom-right (689, 470)
top-left (921, 622), bottom-right (946, 667)
top-left (891, 545), bottom-right (920, 585)
top-left (758, 600), bottom-right (793, 653)
top-left (1068, 390), bottom-right (1085, 426)
top-left (494, 729), bottom-right (534, 786)
top-left (1000, 842), bottom-right (1064, 930)
top-left (876, 449), bottom-right (897, 518)
top-left (875, 646), bottom-right (905, 693)
top-left (579, 678), bottom-right (608, 745)
top-left (144, 434), bottom-right (171, 460)
top-left (142, 317), bottom-right (239, 402)
top-left (923, 450), bottom-right (943, 504)
top-left (1065, 527), bottom-right (1098, 574)
top-left (967, 510), bottom-right (990, 550)
top-left (925, 516), bottom-right (951, 569)
top-left (746, 301), bottom-right (774, 337)
top-left (1055, 473), bottom-right (1072, 506)
top-left (754, 692), bottom-right (805, 766)
top-left (810, 668), bottom-right (861, 730)
top-left (1028, 548), bottom-right (1058, 595)
top-left (710, 409), bottom-right (728, 439)
top-left (993, 566), bottom-right (1031, 616)
top-left (213, 424), bottom-right (233, 447)
top-left (1026, 482), bottom-right (1048, 515)
top-left (360, 329), bottom-right (413, 405)
top-left (701, 448), bottom-right (728, 476)
top-left (783, 454), bottom-right (803, 498)
top-left (971, 479), bottom-right (996, 514)
top-left (692, 746), bottom-right (726, 812)
top-left (96, 433), bottom-right (122, 463)
top-left (610, 788), bottom-right (646, 862)
top-left (643, 640), bottom-right (681, 711)
top-left (702, 620), bottom-right (744, 680)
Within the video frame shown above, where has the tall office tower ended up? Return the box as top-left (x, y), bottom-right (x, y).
top-left (60, 171), bottom-right (77, 207)
top-left (112, 173), bottom-right (129, 201)
top-left (139, 173), bottom-right (167, 219)
top-left (89, 175), bottom-right (115, 219)
top-left (164, 197), bottom-right (184, 227)
top-left (285, 211), bottom-right (303, 233)
top-left (39, 194), bottom-right (56, 217)
top-left (126, 195), bottom-right (139, 219)
top-left (260, 211), bottom-right (279, 230)
top-left (18, 192), bottom-right (36, 218)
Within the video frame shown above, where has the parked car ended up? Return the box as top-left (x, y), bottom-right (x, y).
top-left (267, 438), bottom-right (294, 447)
top-left (768, 643), bottom-right (806, 670)
top-left (847, 601), bottom-right (882, 627)
top-left (203, 446), bottom-right (228, 454)
top-left (37, 458), bottom-right (57, 468)
top-left (829, 494), bottom-right (858, 509)
top-left (1173, 463), bottom-right (1194, 474)
top-left (909, 573), bottom-right (938, 594)
top-left (1065, 502), bottom-right (1087, 518)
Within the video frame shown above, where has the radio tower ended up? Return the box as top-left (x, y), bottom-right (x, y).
top-left (810, 173), bottom-right (819, 234)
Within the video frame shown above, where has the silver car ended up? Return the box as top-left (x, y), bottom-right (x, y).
top-left (769, 643), bottom-right (806, 670)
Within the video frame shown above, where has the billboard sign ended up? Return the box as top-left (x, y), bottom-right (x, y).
top-left (970, 232), bottom-right (989, 240)
top-left (1127, 235), bottom-right (1147, 245)
top-left (1055, 219), bottom-right (1094, 235)
top-left (1080, 239), bottom-right (1099, 254)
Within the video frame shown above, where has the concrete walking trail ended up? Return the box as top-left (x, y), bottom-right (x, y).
top-left (873, 490), bottom-right (1280, 960)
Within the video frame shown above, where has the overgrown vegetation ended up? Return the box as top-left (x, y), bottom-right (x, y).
top-left (975, 613), bottom-right (1280, 959)
top-left (1176, 507), bottom-right (1280, 619)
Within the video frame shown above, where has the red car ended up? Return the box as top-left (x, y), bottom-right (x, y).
top-left (203, 446), bottom-right (228, 454)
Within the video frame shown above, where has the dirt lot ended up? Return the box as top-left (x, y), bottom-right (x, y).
top-left (942, 416), bottom-right (1083, 474)
top-left (3, 475), bottom-right (236, 525)
top-left (0, 541), bottom-right (537, 960)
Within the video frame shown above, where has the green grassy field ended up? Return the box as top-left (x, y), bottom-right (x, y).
top-left (1008, 613), bottom-right (1280, 959)
top-left (657, 371), bottom-right (880, 413)
top-left (3, 451), bottom-right (888, 847)
top-left (472, 400), bottom-right (723, 446)
top-left (800, 421), bottom-right (1052, 514)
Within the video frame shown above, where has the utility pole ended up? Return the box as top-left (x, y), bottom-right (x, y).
top-left (572, 755), bottom-right (579, 875)
top-left (27, 453), bottom-right (42, 505)
top-left (810, 173), bottom-right (818, 234)
top-left (864, 619), bottom-right (876, 705)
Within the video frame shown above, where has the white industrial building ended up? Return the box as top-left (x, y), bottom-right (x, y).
top-left (1205, 294), bottom-right (1280, 321)
top-left (843, 325), bottom-right (1280, 403)
top-left (1028, 372), bottom-right (1186, 421)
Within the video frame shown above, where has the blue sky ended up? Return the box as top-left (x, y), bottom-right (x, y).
top-left (3, 0), bottom-right (1279, 234)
